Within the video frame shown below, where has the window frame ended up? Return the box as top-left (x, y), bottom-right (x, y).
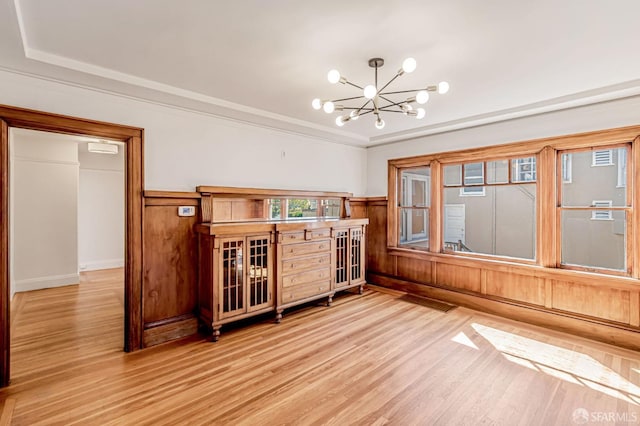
top-left (557, 144), bottom-right (632, 275)
top-left (388, 131), bottom-right (639, 279)
top-left (398, 168), bottom-right (431, 248)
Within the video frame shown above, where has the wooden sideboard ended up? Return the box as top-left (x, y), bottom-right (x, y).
top-left (195, 186), bottom-right (368, 341)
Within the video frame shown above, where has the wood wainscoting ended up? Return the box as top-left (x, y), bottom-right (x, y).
top-left (142, 191), bottom-right (201, 346)
top-left (356, 198), bottom-right (640, 351)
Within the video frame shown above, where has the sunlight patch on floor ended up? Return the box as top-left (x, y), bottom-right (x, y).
top-left (451, 331), bottom-right (478, 350)
top-left (471, 322), bottom-right (640, 405)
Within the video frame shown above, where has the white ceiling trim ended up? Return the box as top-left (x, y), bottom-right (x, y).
top-left (370, 80), bottom-right (640, 146)
top-left (25, 47), bottom-right (369, 143)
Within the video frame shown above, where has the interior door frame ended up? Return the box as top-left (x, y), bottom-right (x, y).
top-left (0, 104), bottom-right (144, 387)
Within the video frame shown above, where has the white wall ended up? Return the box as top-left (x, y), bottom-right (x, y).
top-left (0, 69), bottom-right (367, 195)
top-left (11, 129), bottom-right (79, 292)
top-left (78, 143), bottom-right (125, 271)
top-left (367, 95), bottom-right (640, 195)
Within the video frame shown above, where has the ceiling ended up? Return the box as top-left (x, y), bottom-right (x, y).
top-left (1, 0), bottom-right (639, 147)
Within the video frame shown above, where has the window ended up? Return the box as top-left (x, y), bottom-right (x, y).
top-left (592, 150), bottom-right (613, 166)
top-left (591, 200), bottom-right (613, 220)
top-left (460, 187), bottom-right (486, 197)
top-left (560, 146), bottom-right (629, 272)
top-left (399, 167), bottom-right (430, 249)
top-left (389, 131), bottom-right (636, 278)
top-left (512, 157), bottom-right (536, 182)
top-left (443, 156), bottom-right (536, 260)
top-left (463, 163), bottom-right (483, 185)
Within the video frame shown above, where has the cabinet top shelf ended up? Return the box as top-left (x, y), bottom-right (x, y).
top-left (196, 185), bottom-right (352, 199)
top-left (196, 218), bottom-right (368, 236)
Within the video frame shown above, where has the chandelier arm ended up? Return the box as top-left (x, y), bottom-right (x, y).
top-left (342, 107), bottom-right (374, 111)
top-left (378, 95), bottom-right (400, 106)
top-left (376, 109), bottom-right (406, 113)
top-left (376, 74), bottom-right (402, 95)
top-left (345, 81), bottom-right (364, 90)
top-left (379, 88), bottom-right (429, 96)
top-left (331, 95), bottom-right (366, 103)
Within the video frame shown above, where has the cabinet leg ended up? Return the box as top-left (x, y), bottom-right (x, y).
top-left (212, 326), bottom-right (222, 342)
top-left (275, 309), bottom-right (283, 324)
top-left (358, 285), bottom-right (364, 295)
top-left (327, 294), bottom-right (334, 307)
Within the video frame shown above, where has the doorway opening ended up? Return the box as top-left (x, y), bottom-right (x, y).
top-left (0, 104), bottom-right (144, 387)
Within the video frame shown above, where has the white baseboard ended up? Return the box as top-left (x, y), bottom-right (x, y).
top-left (15, 273), bottom-right (80, 293)
top-left (79, 259), bottom-right (124, 272)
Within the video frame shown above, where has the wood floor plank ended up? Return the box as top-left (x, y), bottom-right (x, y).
top-left (0, 268), bottom-right (639, 425)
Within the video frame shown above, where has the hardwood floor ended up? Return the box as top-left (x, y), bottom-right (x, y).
top-left (1, 268), bottom-right (639, 425)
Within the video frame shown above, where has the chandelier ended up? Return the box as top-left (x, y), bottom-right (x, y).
top-left (312, 57), bottom-right (449, 130)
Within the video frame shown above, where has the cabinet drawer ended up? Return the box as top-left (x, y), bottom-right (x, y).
top-left (281, 253), bottom-right (331, 273)
top-left (280, 232), bottom-right (305, 243)
top-left (282, 267), bottom-right (331, 288)
top-left (281, 280), bottom-right (332, 303)
top-left (281, 241), bottom-right (330, 259)
top-left (309, 229), bottom-right (331, 240)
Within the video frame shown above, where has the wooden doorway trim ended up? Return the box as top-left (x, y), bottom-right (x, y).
top-left (0, 104), bottom-right (144, 386)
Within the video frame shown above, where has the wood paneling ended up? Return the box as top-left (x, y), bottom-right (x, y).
top-left (142, 316), bottom-right (198, 347)
top-left (551, 280), bottom-right (630, 324)
top-left (366, 201), bottom-right (395, 276)
top-left (396, 256), bottom-right (431, 284)
top-left (143, 195), bottom-right (199, 328)
top-left (485, 270), bottom-right (545, 306)
top-left (9, 268), bottom-right (640, 424)
top-left (212, 199), bottom-right (265, 221)
top-left (349, 199), bottom-right (367, 219)
top-left (368, 273), bottom-right (640, 351)
top-left (435, 263), bottom-right (481, 293)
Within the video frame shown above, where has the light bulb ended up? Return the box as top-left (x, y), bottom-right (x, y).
top-left (401, 103), bottom-right (413, 114)
top-left (416, 90), bottom-right (430, 104)
top-left (312, 98), bottom-right (322, 110)
top-left (363, 85), bottom-right (377, 99)
top-left (375, 117), bottom-right (385, 129)
top-left (350, 110), bottom-right (359, 121)
top-left (327, 69), bottom-right (341, 84)
top-left (402, 57), bottom-right (417, 73)
top-left (416, 108), bottom-right (426, 119)
top-left (323, 101), bottom-right (335, 114)
top-left (438, 81), bottom-right (450, 94)
top-left (335, 116), bottom-right (347, 127)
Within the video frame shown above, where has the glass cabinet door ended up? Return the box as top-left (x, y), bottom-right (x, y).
top-left (350, 227), bottom-right (363, 282)
top-left (219, 238), bottom-right (244, 319)
top-left (335, 230), bottom-right (349, 287)
top-left (247, 235), bottom-right (272, 312)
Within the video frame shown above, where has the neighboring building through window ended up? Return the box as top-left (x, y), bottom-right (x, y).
top-left (592, 149), bottom-right (613, 166)
top-left (560, 146), bottom-right (629, 272)
top-left (617, 148), bottom-right (627, 187)
top-left (399, 167), bottom-right (430, 249)
top-left (443, 156), bottom-right (537, 260)
top-left (591, 200), bottom-right (613, 220)
top-left (562, 154), bottom-right (572, 183)
top-left (512, 157), bottom-right (536, 182)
